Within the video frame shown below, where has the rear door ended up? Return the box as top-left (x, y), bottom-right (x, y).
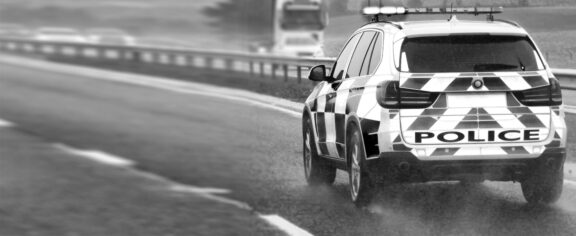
top-left (323, 31), bottom-right (381, 159)
top-left (396, 35), bottom-right (551, 148)
top-left (314, 33), bottom-right (360, 157)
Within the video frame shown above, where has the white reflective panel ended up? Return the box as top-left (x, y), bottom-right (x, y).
top-left (534, 50), bottom-right (544, 70)
top-left (400, 52), bottom-right (409, 72)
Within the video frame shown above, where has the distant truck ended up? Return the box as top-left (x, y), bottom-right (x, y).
top-left (272, 0), bottom-right (328, 57)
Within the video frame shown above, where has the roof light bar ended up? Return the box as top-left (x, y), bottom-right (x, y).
top-left (285, 4), bottom-right (321, 11)
top-left (362, 6), bottom-right (503, 16)
top-left (362, 6), bottom-right (406, 15)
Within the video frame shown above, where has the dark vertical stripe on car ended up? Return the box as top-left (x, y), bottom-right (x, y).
top-left (311, 99), bottom-right (318, 112)
top-left (361, 119), bottom-right (381, 157)
top-left (324, 94), bottom-right (336, 113)
top-left (315, 112), bottom-right (326, 142)
top-left (335, 114), bottom-right (346, 144)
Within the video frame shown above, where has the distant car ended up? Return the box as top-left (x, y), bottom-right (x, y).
top-left (273, 34), bottom-right (325, 57)
top-left (34, 27), bottom-right (88, 43)
top-left (0, 24), bottom-right (31, 38)
top-left (86, 28), bottom-right (135, 46)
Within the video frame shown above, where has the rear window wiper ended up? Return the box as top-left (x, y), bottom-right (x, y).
top-left (473, 63), bottom-right (519, 72)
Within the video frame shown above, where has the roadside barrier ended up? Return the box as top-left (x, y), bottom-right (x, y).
top-left (0, 37), bottom-right (574, 90)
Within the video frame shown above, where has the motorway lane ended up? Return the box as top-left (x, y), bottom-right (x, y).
top-left (1, 62), bottom-right (576, 236)
top-left (0, 128), bottom-right (277, 236)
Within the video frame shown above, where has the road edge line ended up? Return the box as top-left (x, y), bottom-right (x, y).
top-left (0, 118), bottom-right (14, 127)
top-left (53, 143), bottom-right (311, 235)
top-left (54, 144), bottom-right (135, 167)
top-left (259, 214), bottom-right (314, 236)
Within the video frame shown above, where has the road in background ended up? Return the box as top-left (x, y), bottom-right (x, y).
top-left (1, 62), bottom-right (576, 236)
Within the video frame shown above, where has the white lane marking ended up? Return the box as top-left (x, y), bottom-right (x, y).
top-left (130, 166), bottom-right (253, 210)
top-left (259, 215), bottom-right (314, 236)
top-left (54, 144), bottom-right (135, 167)
top-left (0, 118), bottom-right (14, 127)
top-left (170, 184), bottom-right (231, 194)
top-left (54, 144), bottom-right (253, 210)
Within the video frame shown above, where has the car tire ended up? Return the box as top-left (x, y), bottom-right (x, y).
top-left (521, 164), bottom-right (564, 205)
top-left (348, 127), bottom-right (375, 208)
top-left (302, 116), bottom-right (336, 186)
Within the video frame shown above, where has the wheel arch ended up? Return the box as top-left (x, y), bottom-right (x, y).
top-left (345, 114), bottom-right (369, 168)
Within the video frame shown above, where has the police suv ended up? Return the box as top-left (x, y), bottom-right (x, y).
top-left (302, 6), bottom-right (566, 207)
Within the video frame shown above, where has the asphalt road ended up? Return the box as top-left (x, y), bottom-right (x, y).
top-left (1, 62), bottom-right (576, 236)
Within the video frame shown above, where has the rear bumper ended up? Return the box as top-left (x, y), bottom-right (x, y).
top-left (365, 148), bottom-right (566, 183)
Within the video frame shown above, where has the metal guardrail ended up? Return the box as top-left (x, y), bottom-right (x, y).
top-left (0, 38), bottom-right (334, 83)
top-left (551, 69), bottom-right (576, 91)
top-left (0, 37), bottom-right (574, 89)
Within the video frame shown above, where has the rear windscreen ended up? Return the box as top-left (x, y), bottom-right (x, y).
top-left (400, 35), bottom-right (543, 73)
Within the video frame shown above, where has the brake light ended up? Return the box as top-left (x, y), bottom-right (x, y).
top-left (377, 81), bottom-right (439, 109)
top-left (513, 78), bottom-right (562, 106)
top-left (550, 78), bottom-right (562, 105)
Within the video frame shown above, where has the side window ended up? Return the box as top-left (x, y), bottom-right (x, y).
top-left (331, 33), bottom-right (361, 81)
top-left (346, 31), bottom-right (377, 78)
top-left (367, 33), bottom-right (383, 75)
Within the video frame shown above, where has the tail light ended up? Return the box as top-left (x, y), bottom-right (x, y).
top-left (513, 78), bottom-right (562, 106)
top-left (377, 81), bottom-right (439, 109)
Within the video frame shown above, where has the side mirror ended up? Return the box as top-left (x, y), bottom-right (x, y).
top-left (308, 65), bottom-right (327, 82)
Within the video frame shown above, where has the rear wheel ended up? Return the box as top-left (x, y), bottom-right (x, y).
top-left (348, 127), bottom-right (375, 208)
top-left (521, 165), bottom-right (564, 205)
top-left (303, 116), bottom-right (336, 186)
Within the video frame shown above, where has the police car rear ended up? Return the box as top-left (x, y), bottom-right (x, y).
top-left (302, 7), bottom-right (567, 207)
top-left (376, 11), bottom-right (566, 206)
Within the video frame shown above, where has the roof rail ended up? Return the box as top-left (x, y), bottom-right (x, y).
top-left (363, 17), bottom-right (403, 29)
top-left (493, 19), bottom-right (521, 27)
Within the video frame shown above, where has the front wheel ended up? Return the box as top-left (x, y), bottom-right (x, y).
top-left (348, 127), bottom-right (375, 208)
top-left (303, 116), bottom-right (336, 186)
top-left (521, 165), bottom-right (564, 205)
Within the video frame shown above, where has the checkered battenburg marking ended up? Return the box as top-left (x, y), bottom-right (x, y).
top-left (400, 71), bottom-right (549, 92)
top-left (306, 71), bottom-right (565, 160)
